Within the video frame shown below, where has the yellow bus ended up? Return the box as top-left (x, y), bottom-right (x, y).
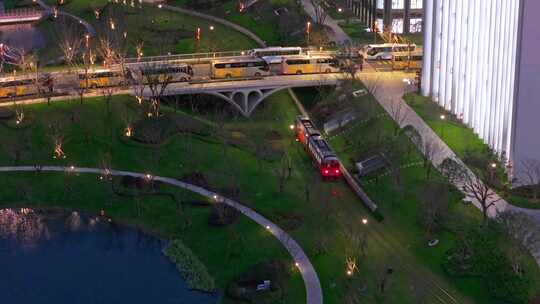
top-left (78, 69), bottom-right (125, 89)
top-left (211, 57), bottom-right (270, 79)
top-left (391, 51), bottom-right (423, 70)
top-left (281, 55), bottom-right (340, 75)
top-left (0, 75), bottom-right (51, 98)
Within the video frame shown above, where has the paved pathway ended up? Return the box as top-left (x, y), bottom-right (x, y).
top-left (0, 165), bottom-right (323, 304)
top-left (358, 71), bottom-right (540, 264)
top-left (301, 0), bottom-right (350, 45)
top-left (35, 0), bottom-right (95, 36)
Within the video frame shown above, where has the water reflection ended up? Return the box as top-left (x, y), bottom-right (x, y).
top-left (0, 208), bottom-right (50, 246)
top-left (0, 23), bottom-right (46, 51)
top-left (0, 208), bottom-right (219, 304)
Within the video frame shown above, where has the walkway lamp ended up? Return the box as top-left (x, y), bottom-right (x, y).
top-left (440, 114), bottom-right (446, 140)
top-left (306, 21), bottom-right (311, 44)
top-left (362, 218), bottom-right (368, 225)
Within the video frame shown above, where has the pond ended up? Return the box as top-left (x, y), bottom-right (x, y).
top-left (0, 0), bottom-right (46, 52)
top-left (0, 208), bottom-right (219, 304)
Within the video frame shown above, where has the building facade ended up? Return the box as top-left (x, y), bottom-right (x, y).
top-left (345, 0), bottom-right (423, 34)
top-left (422, 0), bottom-right (540, 184)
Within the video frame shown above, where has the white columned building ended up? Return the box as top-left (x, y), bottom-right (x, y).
top-left (422, 0), bottom-right (540, 184)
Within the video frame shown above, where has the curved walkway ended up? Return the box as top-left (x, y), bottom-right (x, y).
top-left (301, 0), bottom-right (350, 45)
top-left (143, 0), bottom-right (266, 47)
top-left (0, 165), bottom-right (322, 304)
top-left (35, 0), bottom-right (96, 36)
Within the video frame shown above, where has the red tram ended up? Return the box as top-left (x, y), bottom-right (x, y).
top-left (295, 116), bottom-right (341, 180)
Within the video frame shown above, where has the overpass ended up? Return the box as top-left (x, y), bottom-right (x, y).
top-left (143, 73), bottom-right (346, 116)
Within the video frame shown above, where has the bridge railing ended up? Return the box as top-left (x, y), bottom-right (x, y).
top-left (124, 50), bottom-right (251, 64)
top-left (0, 8), bottom-right (43, 19)
top-left (124, 48), bottom-right (339, 65)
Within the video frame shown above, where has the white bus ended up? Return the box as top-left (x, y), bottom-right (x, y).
top-left (211, 57), bottom-right (270, 78)
top-left (248, 46), bottom-right (303, 64)
top-left (361, 43), bottom-right (417, 61)
top-left (281, 55), bottom-right (340, 75)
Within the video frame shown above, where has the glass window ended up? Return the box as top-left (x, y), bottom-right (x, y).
top-left (392, 0), bottom-right (404, 9)
top-left (410, 18), bottom-right (422, 33)
top-left (375, 18), bottom-right (384, 32)
top-left (391, 18), bottom-right (403, 33)
top-left (376, 0), bottom-right (384, 9)
top-left (410, 0), bottom-right (422, 9)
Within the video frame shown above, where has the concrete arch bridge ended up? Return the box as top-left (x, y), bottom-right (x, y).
top-left (141, 74), bottom-right (346, 117)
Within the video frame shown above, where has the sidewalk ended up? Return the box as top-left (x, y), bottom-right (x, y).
top-left (358, 71), bottom-right (540, 264)
top-left (35, 0), bottom-right (95, 36)
top-left (301, 0), bottom-right (351, 45)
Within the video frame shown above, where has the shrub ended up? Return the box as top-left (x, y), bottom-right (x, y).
top-left (226, 260), bottom-right (291, 303)
top-left (442, 226), bottom-right (533, 303)
top-left (163, 240), bottom-right (215, 292)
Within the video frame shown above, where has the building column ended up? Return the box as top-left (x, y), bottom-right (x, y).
top-left (384, 0), bottom-right (392, 32)
top-left (421, 0), bottom-right (434, 96)
top-left (404, 0), bottom-right (411, 34)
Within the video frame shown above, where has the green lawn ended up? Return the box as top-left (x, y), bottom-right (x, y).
top-left (37, 1), bottom-right (257, 63)
top-left (403, 93), bottom-right (540, 210)
top-left (168, 0), bottom-right (308, 46)
top-left (1, 88), bottom-right (530, 303)
top-left (294, 84), bottom-right (540, 303)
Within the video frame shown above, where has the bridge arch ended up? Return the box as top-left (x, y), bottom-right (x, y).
top-left (203, 87), bottom-right (288, 117)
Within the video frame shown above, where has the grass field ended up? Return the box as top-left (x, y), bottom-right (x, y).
top-left (1, 82), bottom-right (539, 303)
top-left (37, 1), bottom-right (257, 63)
top-left (404, 93), bottom-right (540, 210)
top-left (168, 0), bottom-right (308, 46)
top-left (294, 84), bottom-right (540, 303)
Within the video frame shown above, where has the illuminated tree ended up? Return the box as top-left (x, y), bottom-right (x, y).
top-left (54, 16), bottom-right (84, 67)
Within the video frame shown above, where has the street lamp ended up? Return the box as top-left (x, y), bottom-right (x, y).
top-left (306, 21), bottom-right (311, 45)
top-left (362, 218), bottom-right (368, 225)
top-left (440, 114), bottom-right (446, 140)
top-left (209, 25), bottom-right (215, 31)
top-left (488, 162), bottom-right (498, 182)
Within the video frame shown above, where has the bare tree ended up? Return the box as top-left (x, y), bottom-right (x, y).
top-left (402, 124), bottom-right (422, 156)
top-left (140, 64), bottom-right (173, 117)
top-left (462, 171), bottom-right (500, 225)
top-left (419, 182), bottom-right (449, 240)
top-left (310, 0), bottom-right (327, 25)
top-left (101, 85), bottom-right (117, 115)
top-left (518, 159), bottom-right (540, 201)
top-left (49, 122), bottom-right (66, 159)
top-left (55, 16), bottom-right (84, 67)
top-left (439, 157), bottom-right (467, 184)
top-left (97, 5), bottom-right (129, 73)
top-left (422, 138), bottom-right (441, 180)
top-left (389, 99), bottom-right (409, 136)
top-left (274, 151), bottom-right (291, 193)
